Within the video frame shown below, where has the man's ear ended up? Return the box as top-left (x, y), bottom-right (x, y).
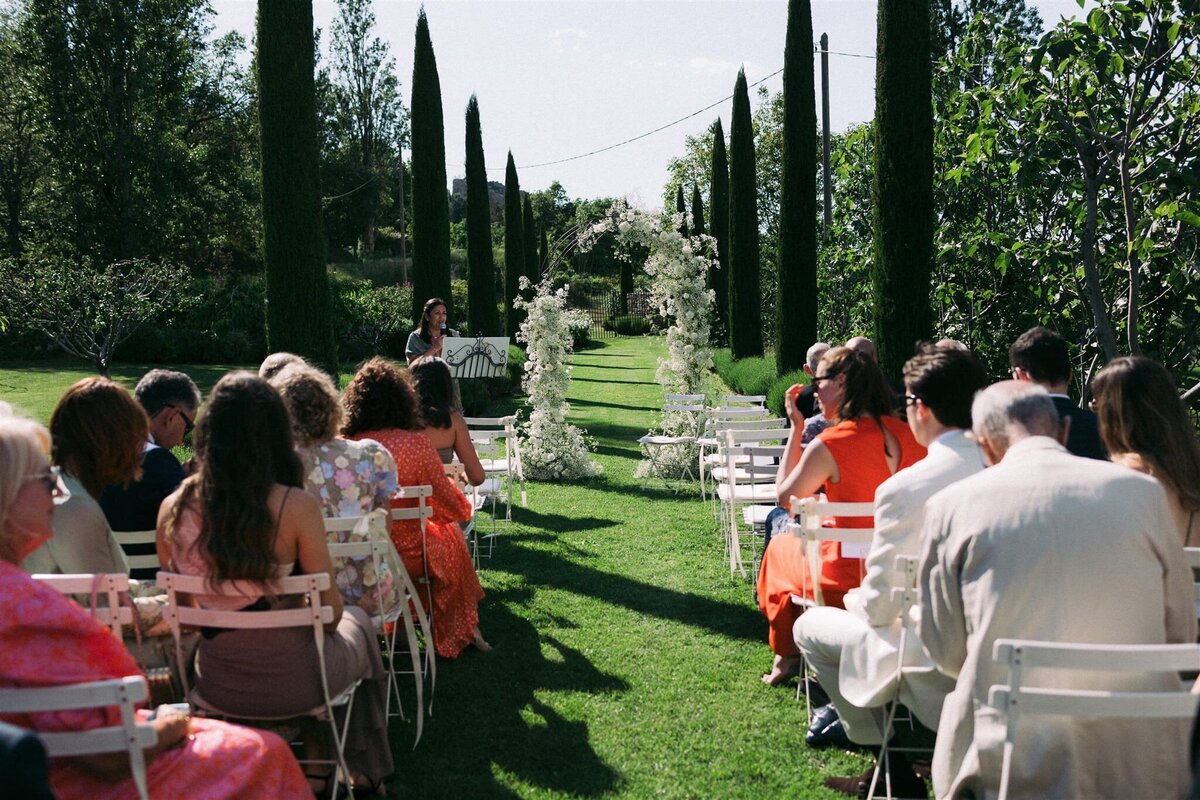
top-left (1011, 366), bottom-right (1029, 382)
top-left (978, 435), bottom-right (1002, 466)
top-left (1057, 414), bottom-right (1072, 447)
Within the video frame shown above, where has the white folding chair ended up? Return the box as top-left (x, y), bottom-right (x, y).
top-left (717, 427), bottom-right (789, 576)
top-left (393, 485), bottom-right (436, 669)
top-left (0, 676), bottom-right (157, 800)
top-left (987, 639), bottom-right (1200, 800)
top-left (638, 393), bottom-right (706, 490)
top-left (1185, 547), bottom-right (1200, 621)
top-left (865, 555), bottom-right (930, 800)
top-left (325, 511), bottom-right (433, 739)
top-left (157, 571), bottom-right (361, 800)
top-left (33, 572), bottom-right (132, 639)
top-left (721, 393), bottom-right (767, 409)
top-left (787, 497), bottom-right (875, 713)
top-left (698, 414), bottom-right (783, 506)
top-left (112, 530), bottom-right (160, 576)
top-left (464, 415), bottom-right (527, 522)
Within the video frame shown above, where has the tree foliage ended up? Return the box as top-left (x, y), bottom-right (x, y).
top-left (410, 8), bottom-right (452, 322)
top-left (504, 152), bottom-right (524, 337)
top-left (728, 70), bottom-right (764, 358)
top-left (708, 118), bottom-right (731, 344)
top-left (464, 95), bottom-right (499, 336)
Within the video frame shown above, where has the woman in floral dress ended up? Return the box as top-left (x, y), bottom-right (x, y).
top-left (270, 363), bottom-right (404, 617)
top-left (340, 357), bottom-right (491, 658)
top-left (0, 414), bottom-right (310, 800)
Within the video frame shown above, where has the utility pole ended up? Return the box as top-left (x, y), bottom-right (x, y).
top-left (820, 32), bottom-right (833, 237)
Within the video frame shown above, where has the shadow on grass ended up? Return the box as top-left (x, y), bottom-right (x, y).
top-left (573, 376), bottom-right (656, 386)
top-left (512, 506), bottom-right (620, 535)
top-left (572, 397), bottom-right (660, 413)
top-left (575, 420), bottom-right (655, 444)
top-left (569, 362), bottom-right (649, 373)
top-left (495, 540), bottom-right (763, 644)
top-left (390, 587), bottom-right (626, 798)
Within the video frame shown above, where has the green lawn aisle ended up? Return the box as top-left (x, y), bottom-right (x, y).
top-left (395, 335), bottom-right (869, 798)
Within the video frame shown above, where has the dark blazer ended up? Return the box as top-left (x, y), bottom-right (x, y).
top-left (100, 445), bottom-right (185, 532)
top-left (1051, 394), bottom-right (1107, 461)
top-left (0, 721), bottom-right (54, 800)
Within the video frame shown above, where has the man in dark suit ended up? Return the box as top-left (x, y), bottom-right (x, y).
top-left (100, 370), bottom-right (200, 574)
top-left (1008, 326), bottom-right (1106, 459)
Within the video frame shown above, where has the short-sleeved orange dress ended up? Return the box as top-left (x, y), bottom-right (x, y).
top-left (351, 428), bottom-right (484, 659)
top-left (757, 416), bottom-right (925, 656)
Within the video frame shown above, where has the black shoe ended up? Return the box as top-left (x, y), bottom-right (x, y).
top-left (806, 705), bottom-right (852, 749)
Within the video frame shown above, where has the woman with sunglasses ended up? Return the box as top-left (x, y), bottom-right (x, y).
top-left (757, 347), bottom-right (925, 685)
top-left (22, 378), bottom-right (147, 577)
top-left (0, 413), bottom-right (312, 799)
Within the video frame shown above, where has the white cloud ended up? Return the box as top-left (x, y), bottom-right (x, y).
top-left (552, 27), bottom-right (587, 54)
top-left (687, 57), bottom-right (737, 77)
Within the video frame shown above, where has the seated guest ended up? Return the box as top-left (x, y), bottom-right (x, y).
top-left (23, 378), bottom-right (146, 576)
top-left (258, 350), bottom-right (309, 380)
top-left (795, 345), bottom-right (987, 796)
top-left (157, 373), bottom-right (392, 795)
top-left (270, 363), bottom-right (405, 617)
top-left (341, 357), bottom-right (490, 656)
top-left (1092, 356), bottom-right (1200, 547)
top-left (406, 297), bottom-right (459, 366)
top-left (99, 370), bottom-right (199, 575)
top-left (1009, 325), bottom-right (1106, 459)
top-left (794, 342), bottom-right (830, 425)
top-left (0, 415), bottom-right (310, 799)
top-left (919, 381), bottom-right (1194, 799)
top-left (757, 347), bottom-right (925, 686)
top-left (410, 357), bottom-right (485, 486)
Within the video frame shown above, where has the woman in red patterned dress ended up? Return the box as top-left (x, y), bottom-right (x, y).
top-left (0, 414), bottom-right (310, 800)
top-left (341, 357), bottom-right (491, 658)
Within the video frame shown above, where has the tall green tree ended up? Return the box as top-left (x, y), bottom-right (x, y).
top-left (690, 185), bottom-right (706, 239)
top-left (463, 95), bottom-right (498, 336)
top-left (410, 8), bottom-right (451, 322)
top-left (522, 193), bottom-right (538, 288)
top-left (777, 0), bottom-right (818, 372)
top-left (539, 224), bottom-right (549, 275)
top-left (257, 0), bottom-right (337, 372)
top-left (503, 152), bottom-right (524, 336)
top-left (0, 10), bottom-right (42, 260)
top-left (728, 70), bottom-right (763, 358)
top-left (709, 118), bottom-right (731, 342)
top-left (871, 0), bottom-right (934, 375)
top-left (324, 0), bottom-right (408, 254)
top-left (675, 185), bottom-right (688, 237)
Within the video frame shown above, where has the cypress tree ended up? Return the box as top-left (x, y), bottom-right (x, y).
top-left (410, 9), bottom-right (452, 323)
top-left (777, 0), bottom-right (819, 373)
top-left (872, 0), bottom-right (934, 375)
top-left (675, 185), bottom-right (688, 237)
top-left (464, 95), bottom-right (499, 336)
top-left (728, 70), bottom-right (764, 358)
top-left (709, 119), bottom-right (731, 343)
top-left (691, 185), bottom-right (706, 239)
top-left (539, 224), bottom-right (549, 274)
top-left (522, 194), bottom-right (538, 286)
top-left (257, 0), bottom-right (337, 373)
top-left (503, 152), bottom-right (524, 337)
top-left (619, 257), bottom-right (633, 316)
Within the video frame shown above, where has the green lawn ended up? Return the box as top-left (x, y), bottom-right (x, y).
top-left (0, 339), bottom-right (872, 798)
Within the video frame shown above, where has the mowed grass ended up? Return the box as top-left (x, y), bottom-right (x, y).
top-left (0, 339), bottom-right (871, 798)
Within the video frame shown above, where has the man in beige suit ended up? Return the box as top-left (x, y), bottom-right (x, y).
top-left (919, 381), bottom-right (1195, 800)
top-left (796, 345), bottom-right (988, 797)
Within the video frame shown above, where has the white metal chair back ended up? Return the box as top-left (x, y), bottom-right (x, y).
top-left (698, 416), bottom-right (787, 504)
top-left (112, 530), bottom-right (160, 573)
top-left (392, 485), bottom-right (439, 666)
top-left (0, 676), bottom-right (156, 800)
top-left (717, 428), bottom-right (789, 575)
top-left (324, 511), bottom-right (433, 736)
top-left (465, 414), bottom-right (527, 515)
top-left (788, 497), bottom-right (875, 607)
top-left (157, 570), bottom-right (360, 798)
top-left (33, 572), bottom-right (132, 639)
top-left (987, 639), bottom-right (1200, 800)
top-left (721, 394), bottom-right (767, 409)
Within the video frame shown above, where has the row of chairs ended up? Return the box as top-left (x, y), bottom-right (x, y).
top-left (785, 500), bottom-right (1200, 800)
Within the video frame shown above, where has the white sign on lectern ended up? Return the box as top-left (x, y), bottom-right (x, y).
top-left (443, 336), bottom-right (511, 379)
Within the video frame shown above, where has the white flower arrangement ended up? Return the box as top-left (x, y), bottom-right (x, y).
top-left (513, 277), bottom-right (603, 480)
top-left (579, 201), bottom-right (717, 479)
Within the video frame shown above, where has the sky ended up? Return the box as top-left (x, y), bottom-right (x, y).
top-left (211, 0), bottom-right (1088, 210)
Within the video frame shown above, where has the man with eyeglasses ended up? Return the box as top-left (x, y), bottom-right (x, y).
top-left (99, 370), bottom-right (199, 572)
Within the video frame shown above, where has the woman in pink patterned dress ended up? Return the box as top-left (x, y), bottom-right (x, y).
top-left (341, 357), bottom-right (491, 658)
top-left (0, 414), bottom-right (310, 800)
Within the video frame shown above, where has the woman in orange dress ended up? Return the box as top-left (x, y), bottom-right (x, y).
top-left (0, 414), bottom-right (310, 800)
top-left (757, 347), bottom-right (925, 685)
top-left (341, 357), bottom-right (491, 658)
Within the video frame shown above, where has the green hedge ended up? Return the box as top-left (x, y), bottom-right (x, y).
top-left (712, 347), bottom-right (810, 417)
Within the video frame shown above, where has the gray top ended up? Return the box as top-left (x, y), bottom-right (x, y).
top-left (405, 327), bottom-right (459, 361)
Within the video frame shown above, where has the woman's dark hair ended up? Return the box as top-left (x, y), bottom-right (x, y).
top-left (167, 371), bottom-right (302, 583)
top-left (1092, 356), bottom-right (1200, 514)
top-left (410, 357), bottom-right (455, 430)
top-left (417, 297), bottom-right (448, 340)
top-left (341, 357), bottom-right (422, 437)
top-left (50, 377), bottom-right (149, 497)
top-left (821, 346), bottom-right (896, 424)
